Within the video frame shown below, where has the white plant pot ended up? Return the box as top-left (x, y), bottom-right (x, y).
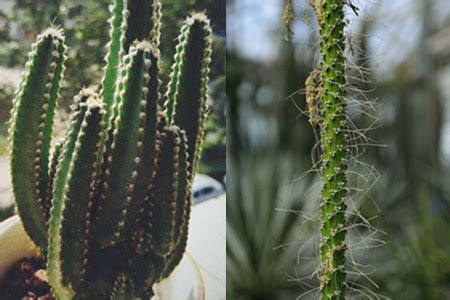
top-left (0, 195), bottom-right (225, 299)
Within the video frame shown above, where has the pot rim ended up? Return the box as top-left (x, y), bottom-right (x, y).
top-left (0, 215), bottom-right (205, 300)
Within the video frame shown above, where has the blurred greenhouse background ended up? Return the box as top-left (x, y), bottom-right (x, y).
top-left (227, 0), bottom-right (450, 299)
top-left (0, 1), bottom-right (225, 220)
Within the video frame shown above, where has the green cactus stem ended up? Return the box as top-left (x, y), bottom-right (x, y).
top-left (8, 3), bottom-right (213, 298)
top-left (159, 131), bottom-right (192, 279)
top-left (47, 90), bottom-right (100, 299)
top-left (94, 42), bottom-right (156, 247)
top-left (100, 0), bottom-right (161, 146)
top-left (127, 251), bottom-right (165, 297)
top-left (110, 273), bottom-right (135, 300)
top-left (160, 193), bottom-right (192, 279)
top-left (9, 28), bottom-right (66, 249)
top-left (123, 0), bottom-right (162, 51)
top-left (164, 12), bottom-right (213, 175)
top-left (58, 98), bottom-right (104, 293)
top-left (46, 139), bottom-right (64, 223)
top-left (315, 1), bottom-right (349, 299)
top-left (132, 126), bottom-right (188, 256)
top-left (100, 0), bottom-right (125, 121)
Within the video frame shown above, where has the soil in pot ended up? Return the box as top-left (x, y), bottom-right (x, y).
top-left (0, 257), bottom-right (54, 300)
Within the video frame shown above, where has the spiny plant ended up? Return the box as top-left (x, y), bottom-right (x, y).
top-left (8, 0), bottom-right (212, 298)
top-left (312, 1), bottom-right (349, 299)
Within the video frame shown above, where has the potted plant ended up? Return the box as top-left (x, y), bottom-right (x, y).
top-left (0, 214), bottom-right (208, 299)
top-left (0, 0), bottom-right (214, 298)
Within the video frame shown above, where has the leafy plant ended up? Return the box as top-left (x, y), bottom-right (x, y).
top-left (226, 52), bottom-right (314, 299)
top-left (8, 0), bottom-right (212, 298)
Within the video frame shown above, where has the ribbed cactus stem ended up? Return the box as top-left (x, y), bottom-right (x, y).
top-left (317, 1), bottom-right (349, 299)
top-left (160, 131), bottom-right (192, 278)
top-left (9, 27), bottom-right (66, 250)
top-left (123, 0), bottom-right (162, 51)
top-left (58, 97), bottom-right (104, 294)
top-left (100, 0), bottom-right (161, 147)
top-left (111, 273), bottom-right (135, 299)
top-left (8, 3), bottom-right (213, 299)
top-left (100, 0), bottom-right (125, 123)
top-left (94, 42), bottom-right (154, 246)
top-left (47, 90), bottom-right (97, 299)
top-left (132, 126), bottom-right (185, 256)
top-left (46, 139), bottom-right (64, 224)
top-left (164, 12), bottom-right (213, 175)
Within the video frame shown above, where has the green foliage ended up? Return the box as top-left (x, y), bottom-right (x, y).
top-left (9, 1), bottom-right (212, 298)
top-left (227, 153), bottom-right (308, 300)
top-left (226, 52), bottom-right (310, 299)
top-left (315, 1), bottom-right (349, 299)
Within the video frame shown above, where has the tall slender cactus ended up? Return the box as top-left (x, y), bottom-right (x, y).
top-left (9, 28), bottom-right (66, 250)
top-left (314, 1), bottom-right (349, 299)
top-left (9, 1), bottom-right (212, 298)
top-left (164, 12), bottom-right (212, 175)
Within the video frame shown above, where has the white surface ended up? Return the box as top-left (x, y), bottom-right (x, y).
top-left (186, 195), bottom-right (226, 300)
top-left (156, 195), bottom-right (226, 299)
top-left (0, 157), bottom-right (13, 209)
top-left (0, 196), bottom-right (226, 299)
top-left (154, 253), bottom-right (205, 300)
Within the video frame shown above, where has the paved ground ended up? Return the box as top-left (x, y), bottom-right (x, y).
top-left (0, 156), bottom-right (13, 209)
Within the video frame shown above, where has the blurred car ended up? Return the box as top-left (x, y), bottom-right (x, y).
top-left (192, 174), bottom-right (224, 205)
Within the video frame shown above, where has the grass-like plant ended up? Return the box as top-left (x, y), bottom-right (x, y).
top-left (8, 0), bottom-right (212, 298)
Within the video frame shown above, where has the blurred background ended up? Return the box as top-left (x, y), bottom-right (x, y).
top-left (0, 0), bottom-right (226, 219)
top-left (227, 0), bottom-right (450, 299)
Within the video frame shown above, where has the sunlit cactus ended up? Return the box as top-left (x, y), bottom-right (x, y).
top-left (8, 0), bottom-right (212, 298)
top-left (9, 28), bottom-right (67, 249)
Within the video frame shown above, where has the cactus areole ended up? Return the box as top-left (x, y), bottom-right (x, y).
top-left (315, 0), bottom-right (349, 299)
top-left (8, 0), bottom-right (212, 298)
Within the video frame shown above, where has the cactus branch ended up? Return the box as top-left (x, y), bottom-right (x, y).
top-left (160, 131), bottom-right (192, 279)
top-left (9, 27), bottom-right (66, 249)
top-left (123, 0), bottom-right (162, 52)
top-left (46, 139), bottom-right (64, 224)
top-left (134, 126), bottom-right (182, 256)
top-left (94, 42), bottom-right (153, 246)
top-left (8, 3), bottom-right (213, 298)
top-left (101, 0), bottom-right (125, 121)
top-left (59, 98), bottom-right (104, 294)
top-left (164, 12), bottom-right (213, 175)
top-left (316, 1), bottom-right (349, 299)
top-left (47, 90), bottom-right (96, 300)
top-left (110, 274), bottom-right (135, 300)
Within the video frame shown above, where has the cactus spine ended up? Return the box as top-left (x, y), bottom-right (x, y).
top-left (9, 1), bottom-right (212, 298)
top-left (316, 1), bottom-right (349, 299)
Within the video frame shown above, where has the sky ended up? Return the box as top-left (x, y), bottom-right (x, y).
top-left (227, 0), bottom-right (450, 162)
top-left (227, 0), bottom-right (450, 74)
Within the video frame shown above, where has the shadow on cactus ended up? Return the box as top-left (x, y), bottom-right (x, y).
top-left (8, 0), bottom-right (212, 298)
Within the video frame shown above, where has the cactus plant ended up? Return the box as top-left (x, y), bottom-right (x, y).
top-left (312, 0), bottom-right (349, 299)
top-left (8, 0), bottom-right (212, 298)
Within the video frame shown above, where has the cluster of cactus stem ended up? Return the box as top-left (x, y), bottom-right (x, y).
top-left (9, 0), bottom-right (212, 298)
top-left (310, 0), bottom-right (349, 299)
